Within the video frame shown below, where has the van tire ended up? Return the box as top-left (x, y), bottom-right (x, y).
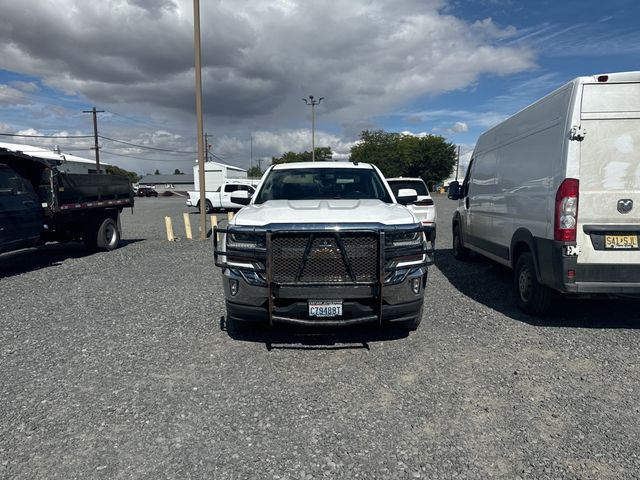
top-left (453, 225), bottom-right (471, 260)
top-left (514, 252), bottom-right (552, 315)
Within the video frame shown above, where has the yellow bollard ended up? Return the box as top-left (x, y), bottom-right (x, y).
top-left (210, 215), bottom-right (219, 241)
top-left (183, 213), bottom-right (193, 240)
top-left (227, 211), bottom-right (234, 223)
top-left (164, 216), bottom-right (175, 242)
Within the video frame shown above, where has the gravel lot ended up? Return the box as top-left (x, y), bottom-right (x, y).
top-left (1, 195), bottom-right (639, 479)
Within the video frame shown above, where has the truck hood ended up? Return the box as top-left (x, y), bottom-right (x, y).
top-left (233, 199), bottom-right (417, 226)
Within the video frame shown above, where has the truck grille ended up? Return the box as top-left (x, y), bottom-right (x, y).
top-left (271, 234), bottom-right (378, 283)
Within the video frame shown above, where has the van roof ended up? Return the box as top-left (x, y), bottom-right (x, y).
top-left (579, 71), bottom-right (640, 84)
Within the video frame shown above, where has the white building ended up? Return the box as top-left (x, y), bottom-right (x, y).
top-left (0, 141), bottom-right (111, 174)
top-left (193, 161), bottom-right (248, 191)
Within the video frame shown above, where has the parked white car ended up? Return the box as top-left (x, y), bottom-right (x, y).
top-left (387, 177), bottom-right (437, 229)
top-left (448, 71), bottom-right (640, 314)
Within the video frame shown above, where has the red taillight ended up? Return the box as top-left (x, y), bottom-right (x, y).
top-left (554, 178), bottom-right (579, 242)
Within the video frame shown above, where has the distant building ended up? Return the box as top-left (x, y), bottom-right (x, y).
top-left (0, 141), bottom-right (111, 174)
top-left (137, 174), bottom-right (195, 193)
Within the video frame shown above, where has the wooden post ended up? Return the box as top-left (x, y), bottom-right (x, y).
top-left (211, 215), bottom-right (218, 241)
top-left (227, 211), bottom-right (234, 223)
top-left (183, 213), bottom-right (193, 240)
top-left (164, 216), bottom-right (175, 242)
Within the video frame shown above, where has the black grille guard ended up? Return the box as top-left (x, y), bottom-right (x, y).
top-left (213, 223), bottom-right (435, 326)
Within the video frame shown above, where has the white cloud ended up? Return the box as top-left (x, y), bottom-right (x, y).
top-left (0, 84), bottom-right (29, 106)
top-left (0, 0), bottom-right (538, 171)
top-left (448, 121), bottom-right (469, 133)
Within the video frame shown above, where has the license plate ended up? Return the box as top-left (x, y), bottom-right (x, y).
top-left (308, 301), bottom-right (343, 317)
top-left (605, 234), bottom-right (639, 249)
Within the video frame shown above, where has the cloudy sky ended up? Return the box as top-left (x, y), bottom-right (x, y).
top-left (0, 0), bottom-right (639, 176)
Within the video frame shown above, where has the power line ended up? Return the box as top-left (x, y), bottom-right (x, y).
top-left (101, 149), bottom-right (195, 163)
top-left (0, 132), bottom-right (93, 139)
top-left (98, 135), bottom-right (197, 154)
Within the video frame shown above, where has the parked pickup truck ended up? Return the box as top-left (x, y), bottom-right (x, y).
top-left (186, 182), bottom-right (256, 213)
top-left (0, 148), bottom-right (133, 254)
top-left (214, 161), bottom-right (434, 331)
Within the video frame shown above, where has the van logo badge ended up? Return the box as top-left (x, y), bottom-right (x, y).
top-left (617, 199), bottom-right (633, 214)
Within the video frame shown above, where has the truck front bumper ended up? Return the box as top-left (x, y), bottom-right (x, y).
top-left (222, 266), bottom-right (426, 326)
top-left (215, 223), bottom-right (434, 326)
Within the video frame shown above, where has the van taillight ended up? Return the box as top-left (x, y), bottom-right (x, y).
top-left (555, 178), bottom-right (579, 242)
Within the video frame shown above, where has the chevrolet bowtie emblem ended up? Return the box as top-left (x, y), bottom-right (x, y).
top-left (617, 199), bottom-right (633, 214)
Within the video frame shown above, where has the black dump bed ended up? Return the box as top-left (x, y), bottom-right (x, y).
top-left (0, 148), bottom-right (134, 213)
top-left (54, 172), bottom-right (133, 212)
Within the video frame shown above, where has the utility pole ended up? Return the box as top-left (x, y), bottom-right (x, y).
top-left (83, 107), bottom-right (104, 173)
top-left (250, 135), bottom-right (253, 171)
top-left (257, 157), bottom-right (263, 173)
top-left (193, 0), bottom-right (207, 240)
top-left (302, 95), bottom-right (324, 162)
top-left (455, 145), bottom-right (460, 181)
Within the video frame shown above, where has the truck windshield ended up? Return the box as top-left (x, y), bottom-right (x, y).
top-left (254, 167), bottom-right (393, 204)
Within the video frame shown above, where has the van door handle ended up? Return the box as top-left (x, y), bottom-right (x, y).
top-left (23, 200), bottom-right (35, 206)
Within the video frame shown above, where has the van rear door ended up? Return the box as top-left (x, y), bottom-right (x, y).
top-left (578, 81), bottom-right (640, 264)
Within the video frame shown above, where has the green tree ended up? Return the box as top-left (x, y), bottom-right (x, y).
top-left (154, 169), bottom-right (160, 175)
top-left (271, 147), bottom-right (333, 164)
top-left (247, 166), bottom-right (263, 178)
top-left (173, 169), bottom-right (183, 175)
top-left (105, 165), bottom-right (141, 183)
top-left (349, 130), bottom-right (456, 188)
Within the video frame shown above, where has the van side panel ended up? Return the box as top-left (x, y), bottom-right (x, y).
top-left (471, 84), bottom-right (573, 259)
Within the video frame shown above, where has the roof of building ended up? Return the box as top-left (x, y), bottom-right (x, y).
top-left (0, 141), bottom-right (111, 167)
top-left (201, 161), bottom-right (247, 172)
top-left (139, 174), bottom-right (195, 184)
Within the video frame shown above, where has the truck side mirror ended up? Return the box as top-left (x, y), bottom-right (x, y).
top-left (396, 188), bottom-right (418, 205)
top-left (230, 190), bottom-right (251, 206)
top-left (448, 181), bottom-right (461, 200)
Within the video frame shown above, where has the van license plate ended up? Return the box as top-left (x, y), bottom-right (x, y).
top-left (308, 301), bottom-right (342, 317)
top-left (605, 234), bottom-right (639, 249)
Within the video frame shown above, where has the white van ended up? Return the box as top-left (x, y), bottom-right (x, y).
top-left (448, 71), bottom-right (640, 314)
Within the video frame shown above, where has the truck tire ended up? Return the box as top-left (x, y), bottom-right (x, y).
top-left (514, 252), bottom-right (552, 315)
top-left (453, 225), bottom-right (471, 260)
top-left (85, 217), bottom-right (120, 252)
top-left (199, 200), bottom-right (214, 214)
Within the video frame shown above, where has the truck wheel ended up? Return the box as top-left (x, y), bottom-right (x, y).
top-left (514, 252), bottom-right (552, 315)
top-left (453, 225), bottom-right (470, 260)
top-left (199, 200), bottom-right (214, 214)
top-left (86, 218), bottom-right (120, 252)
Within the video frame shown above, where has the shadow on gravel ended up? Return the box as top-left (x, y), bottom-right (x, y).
top-left (435, 247), bottom-right (640, 329)
top-left (220, 316), bottom-right (410, 350)
top-left (0, 239), bottom-right (144, 278)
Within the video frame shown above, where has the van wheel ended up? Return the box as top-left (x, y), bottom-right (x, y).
top-left (514, 252), bottom-right (552, 315)
top-left (452, 226), bottom-right (470, 260)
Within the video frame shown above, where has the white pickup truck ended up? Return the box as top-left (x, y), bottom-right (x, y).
top-left (186, 182), bottom-right (256, 213)
top-left (214, 161), bottom-right (435, 331)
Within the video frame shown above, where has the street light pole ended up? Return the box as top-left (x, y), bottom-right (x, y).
top-left (302, 95), bottom-right (324, 162)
